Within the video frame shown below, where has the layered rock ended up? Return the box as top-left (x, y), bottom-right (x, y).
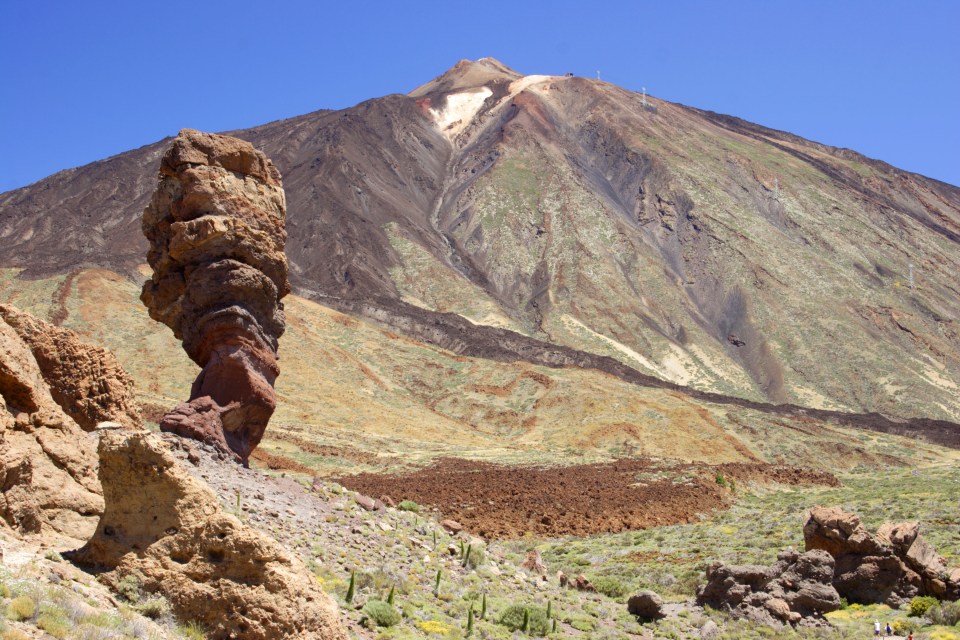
top-left (140, 129), bottom-right (289, 463)
top-left (0, 310), bottom-right (102, 538)
top-left (697, 550), bottom-right (841, 626)
top-left (804, 506), bottom-right (960, 605)
top-left (67, 430), bottom-right (346, 640)
top-left (0, 304), bottom-right (142, 430)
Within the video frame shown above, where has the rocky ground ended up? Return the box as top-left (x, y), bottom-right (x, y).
top-left (164, 433), bottom-right (683, 638)
top-left (0, 528), bottom-right (199, 639)
top-left (157, 433), bottom-right (959, 639)
top-left (3, 423), bottom-right (958, 639)
top-left (335, 457), bottom-right (836, 539)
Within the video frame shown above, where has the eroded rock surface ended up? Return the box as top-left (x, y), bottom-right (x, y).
top-left (0, 311), bottom-right (102, 538)
top-left (68, 430), bottom-right (346, 640)
top-left (141, 129), bottom-right (289, 463)
top-left (697, 550), bottom-right (841, 626)
top-left (0, 304), bottom-right (142, 430)
top-left (804, 506), bottom-right (960, 605)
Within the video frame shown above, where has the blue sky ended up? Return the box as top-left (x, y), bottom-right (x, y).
top-left (1, 0), bottom-right (958, 191)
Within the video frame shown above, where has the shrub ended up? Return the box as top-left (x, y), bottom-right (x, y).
top-left (928, 601), bottom-right (960, 627)
top-left (43, 550), bottom-right (63, 563)
top-left (463, 544), bottom-right (486, 569)
top-left (133, 596), bottom-right (170, 620)
top-left (7, 596), bottom-right (36, 621)
top-left (569, 615), bottom-right (597, 632)
top-left (498, 605), bottom-right (549, 636)
top-left (591, 576), bottom-right (630, 599)
top-left (179, 621), bottom-right (206, 640)
top-left (416, 620), bottom-right (452, 635)
top-left (114, 574), bottom-right (141, 603)
top-left (893, 618), bottom-right (922, 635)
top-left (397, 500), bottom-right (420, 512)
top-left (714, 473), bottom-right (727, 488)
top-left (37, 609), bottom-right (70, 638)
top-left (362, 600), bottom-right (401, 628)
top-left (2, 629), bottom-right (30, 640)
top-left (909, 595), bottom-right (938, 617)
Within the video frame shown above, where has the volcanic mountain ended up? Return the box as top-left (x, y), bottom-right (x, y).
top-left (1, 58), bottom-right (958, 451)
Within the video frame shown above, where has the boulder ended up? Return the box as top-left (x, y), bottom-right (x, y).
top-left (699, 620), bottom-right (719, 639)
top-left (141, 129), bottom-right (289, 464)
top-left (354, 495), bottom-right (384, 511)
top-left (572, 574), bottom-right (596, 592)
top-left (67, 430), bottom-right (346, 640)
top-left (697, 549), bottom-right (840, 626)
top-left (440, 518), bottom-right (463, 534)
top-left (627, 590), bottom-right (665, 621)
top-left (522, 549), bottom-right (548, 575)
top-left (0, 311), bottom-right (103, 538)
top-left (805, 506), bottom-right (960, 604)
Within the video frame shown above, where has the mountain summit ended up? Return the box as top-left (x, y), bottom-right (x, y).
top-left (409, 57), bottom-right (523, 96)
top-left (1, 59), bottom-right (958, 424)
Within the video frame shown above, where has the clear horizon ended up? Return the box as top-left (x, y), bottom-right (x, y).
top-left (1, 0), bottom-right (958, 192)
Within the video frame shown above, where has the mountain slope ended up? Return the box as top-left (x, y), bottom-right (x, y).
top-left (3, 266), bottom-right (954, 481)
top-left (1, 58), bottom-right (958, 423)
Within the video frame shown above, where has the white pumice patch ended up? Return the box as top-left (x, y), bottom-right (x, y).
top-left (429, 87), bottom-right (493, 140)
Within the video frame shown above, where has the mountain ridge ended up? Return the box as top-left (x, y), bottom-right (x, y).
top-left (1, 58), bottom-right (958, 425)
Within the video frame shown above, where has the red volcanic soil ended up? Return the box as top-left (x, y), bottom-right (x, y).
top-left (336, 458), bottom-right (837, 539)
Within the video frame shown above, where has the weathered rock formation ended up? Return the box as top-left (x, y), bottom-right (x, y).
top-left (140, 129), bottom-right (289, 463)
top-left (804, 506), bottom-right (960, 605)
top-left (0, 304), bottom-right (142, 430)
top-left (0, 310), bottom-right (103, 538)
top-left (697, 550), bottom-right (841, 626)
top-left (67, 430), bottom-right (346, 640)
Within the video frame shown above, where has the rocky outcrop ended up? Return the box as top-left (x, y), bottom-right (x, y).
top-left (0, 304), bottom-right (142, 430)
top-left (804, 506), bottom-right (960, 605)
top-left (0, 311), bottom-right (102, 538)
top-left (68, 430), bottom-right (346, 640)
top-left (697, 550), bottom-right (841, 626)
top-left (141, 129), bottom-right (289, 464)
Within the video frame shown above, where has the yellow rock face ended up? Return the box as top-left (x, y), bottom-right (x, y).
top-left (0, 310), bottom-right (103, 539)
top-left (69, 430), bottom-right (347, 640)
